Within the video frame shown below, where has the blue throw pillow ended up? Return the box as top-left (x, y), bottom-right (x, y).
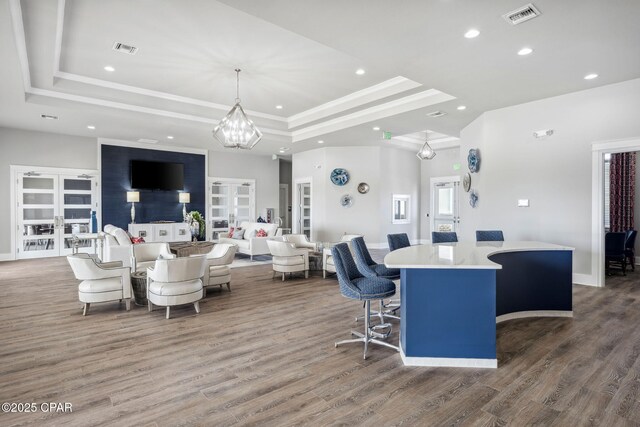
top-left (232, 229), bottom-right (245, 240)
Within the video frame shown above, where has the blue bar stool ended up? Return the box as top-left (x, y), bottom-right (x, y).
top-left (332, 243), bottom-right (399, 359)
top-left (476, 230), bottom-right (504, 242)
top-left (432, 231), bottom-right (458, 243)
top-left (387, 233), bottom-right (410, 251)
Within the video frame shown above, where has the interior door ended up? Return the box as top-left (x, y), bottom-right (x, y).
top-left (210, 182), bottom-right (230, 239)
top-left (297, 182), bottom-right (311, 238)
top-left (233, 183), bottom-right (254, 225)
top-left (433, 181), bottom-right (460, 232)
top-left (59, 175), bottom-right (96, 255)
top-left (17, 173), bottom-right (59, 259)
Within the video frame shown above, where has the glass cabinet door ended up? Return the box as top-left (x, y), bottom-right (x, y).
top-left (60, 176), bottom-right (96, 255)
top-left (18, 175), bottom-right (59, 258)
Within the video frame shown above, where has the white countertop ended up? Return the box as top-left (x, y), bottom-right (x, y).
top-left (384, 241), bottom-right (574, 270)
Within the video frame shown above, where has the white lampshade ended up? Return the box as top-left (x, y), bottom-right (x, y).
top-left (179, 192), bottom-right (191, 204)
top-left (126, 191), bottom-right (140, 203)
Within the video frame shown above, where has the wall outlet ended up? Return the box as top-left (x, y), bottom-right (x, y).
top-left (518, 199), bottom-right (530, 207)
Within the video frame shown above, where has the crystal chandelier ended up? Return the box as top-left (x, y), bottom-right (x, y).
top-left (212, 69), bottom-right (263, 150)
top-left (416, 134), bottom-right (436, 160)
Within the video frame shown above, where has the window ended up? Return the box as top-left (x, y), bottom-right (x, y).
top-left (392, 195), bottom-right (410, 224)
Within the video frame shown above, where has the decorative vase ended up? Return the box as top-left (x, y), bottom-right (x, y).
top-left (90, 211), bottom-right (97, 233)
top-left (190, 222), bottom-right (199, 242)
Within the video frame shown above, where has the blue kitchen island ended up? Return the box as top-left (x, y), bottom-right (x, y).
top-left (384, 241), bottom-right (573, 368)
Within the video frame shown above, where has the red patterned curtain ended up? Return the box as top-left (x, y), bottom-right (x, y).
top-left (610, 152), bottom-right (636, 232)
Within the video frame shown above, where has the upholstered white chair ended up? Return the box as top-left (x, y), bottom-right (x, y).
top-left (267, 240), bottom-right (309, 281)
top-left (323, 234), bottom-right (362, 278)
top-left (284, 234), bottom-right (317, 251)
top-left (195, 243), bottom-right (238, 293)
top-left (101, 224), bottom-right (132, 266)
top-left (147, 256), bottom-right (207, 319)
top-left (67, 253), bottom-right (132, 315)
top-left (131, 242), bottom-right (175, 273)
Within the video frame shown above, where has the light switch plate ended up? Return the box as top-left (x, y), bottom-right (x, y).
top-left (518, 199), bottom-right (530, 207)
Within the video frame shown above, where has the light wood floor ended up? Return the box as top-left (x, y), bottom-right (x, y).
top-left (1, 256), bottom-right (640, 426)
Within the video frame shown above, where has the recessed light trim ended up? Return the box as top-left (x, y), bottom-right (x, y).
top-left (464, 29), bottom-right (480, 39)
top-left (355, 68), bottom-right (366, 75)
top-left (87, 125), bottom-right (96, 130)
top-left (457, 106), bottom-right (467, 111)
top-left (518, 47), bottom-right (533, 56)
top-left (372, 126), bottom-right (380, 131)
top-left (584, 73), bottom-right (598, 80)
top-left (104, 65), bottom-right (115, 72)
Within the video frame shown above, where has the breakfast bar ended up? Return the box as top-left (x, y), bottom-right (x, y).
top-left (384, 241), bottom-right (573, 368)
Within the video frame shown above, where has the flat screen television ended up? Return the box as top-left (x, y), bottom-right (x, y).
top-left (130, 160), bottom-right (184, 190)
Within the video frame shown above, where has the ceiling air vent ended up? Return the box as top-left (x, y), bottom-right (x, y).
top-left (426, 111), bottom-right (447, 118)
top-left (112, 42), bottom-right (138, 55)
top-left (502, 3), bottom-right (541, 25)
top-left (40, 114), bottom-right (58, 120)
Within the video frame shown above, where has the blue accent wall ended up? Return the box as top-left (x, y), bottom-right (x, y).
top-left (101, 145), bottom-right (205, 230)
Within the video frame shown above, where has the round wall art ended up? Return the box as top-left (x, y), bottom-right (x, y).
top-left (340, 194), bottom-right (354, 208)
top-left (357, 182), bottom-right (370, 194)
top-left (463, 173), bottom-right (471, 192)
top-left (468, 149), bottom-right (481, 173)
top-left (330, 168), bottom-right (350, 186)
top-left (469, 189), bottom-right (479, 208)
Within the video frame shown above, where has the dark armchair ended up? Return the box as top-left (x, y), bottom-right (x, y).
top-left (605, 232), bottom-right (627, 275)
top-left (625, 230), bottom-right (637, 272)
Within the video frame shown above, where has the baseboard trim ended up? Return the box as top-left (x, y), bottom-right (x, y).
top-left (400, 346), bottom-right (497, 369)
top-left (368, 242), bottom-right (388, 250)
top-left (0, 253), bottom-right (14, 262)
top-left (573, 273), bottom-right (598, 287)
top-left (496, 310), bottom-right (573, 324)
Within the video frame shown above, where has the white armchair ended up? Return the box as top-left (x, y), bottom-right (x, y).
top-left (323, 234), bottom-right (362, 278)
top-left (67, 253), bottom-right (132, 315)
top-left (147, 256), bottom-right (207, 319)
top-left (267, 240), bottom-right (309, 281)
top-left (284, 234), bottom-right (317, 251)
top-left (101, 224), bottom-right (132, 267)
top-left (131, 242), bottom-right (175, 273)
top-left (195, 243), bottom-right (238, 293)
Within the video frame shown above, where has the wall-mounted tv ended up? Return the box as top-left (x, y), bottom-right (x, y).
top-left (130, 160), bottom-right (184, 190)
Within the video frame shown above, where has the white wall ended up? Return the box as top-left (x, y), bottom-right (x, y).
top-left (292, 146), bottom-right (421, 246)
top-left (209, 150), bottom-right (280, 222)
top-left (458, 78), bottom-right (640, 283)
top-left (0, 127), bottom-right (97, 256)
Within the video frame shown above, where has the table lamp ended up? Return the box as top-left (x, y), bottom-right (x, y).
top-left (179, 192), bottom-right (190, 220)
top-left (127, 191), bottom-right (140, 224)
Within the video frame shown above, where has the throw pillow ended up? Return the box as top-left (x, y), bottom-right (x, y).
top-left (256, 229), bottom-right (267, 237)
top-left (247, 229), bottom-right (257, 239)
top-left (228, 227), bottom-right (235, 238)
top-left (232, 229), bottom-right (245, 240)
top-left (130, 236), bottom-right (145, 244)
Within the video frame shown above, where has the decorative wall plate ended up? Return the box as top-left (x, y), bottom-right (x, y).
top-left (469, 189), bottom-right (479, 208)
top-left (340, 194), bottom-right (354, 208)
top-left (463, 173), bottom-right (471, 192)
top-left (468, 149), bottom-right (481, 173)
top-left (357, 182), bottom-right (370, 194)
top-left (330, 168), bottom-right (350, 186)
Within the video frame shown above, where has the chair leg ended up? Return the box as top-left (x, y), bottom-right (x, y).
top-left (125, 299), bottom-right (131, 311)
top-left (83, 303), bottom-right (90, 316)
top-left (148, 300), bottom-right (153, 312)
top-left (363, 300), bottom-right (370, 359)
top-left (194, 301), bottom-right (200, 314)
top-left (282, 273), bottom-right (285, 281)
top-left (323, 270), bottom-right (326, 279)
top-left (227, 282), bottom-right (231, 292)
top-left (305, 271), bottom-right (309, 279)
top-left (166, 306), bottom-right (171, 319)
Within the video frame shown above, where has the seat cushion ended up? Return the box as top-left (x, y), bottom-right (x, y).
top-left (209, 265), bottom-right (230, 277)
top-left (149, 279), bottom-right (202, 296)
top-left (79, 278), bottom-right (122, 293)
top-left (326, 255), bottom-right (335, 266)
top-left (219, 237), bottom-right (250, 249)
top-left (372, 264), bottom-right (400, 278)
top-left (352, 277), bottom-right (396, 299)
top-left (273, 255), bottom-right (304, 266)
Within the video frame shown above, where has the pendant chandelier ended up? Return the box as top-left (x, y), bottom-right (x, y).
top-left (212, 69), bottom-right (263, 150)
top-left (416, 135), bottom-right (436, 160)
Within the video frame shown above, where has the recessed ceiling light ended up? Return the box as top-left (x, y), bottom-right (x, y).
top-left (457, 105), bottom-right (467, 111)
top-left (167, 135), bottom-right (174, 139)
top-left (87, 125), bottom-right (95, 130)
top-left (372, 126), bottom-right (380, 131)
top-left (518, 47), bottom-right (533, 56)
top-left (279, 150), bottom-right (285, 153)
top-left (584, 73), bottom-right (598, 80)
top-left (355, 68), bottom-right (366, 75)
top-left (40, 114), bottom-right (58, 120)
top-left (464, 29), bottom-right (480, 39)
top-left (275, 105), bottom-right (283, 110)
top-left (318, 140), bottom-right (325, 144)
top-left (104, 66), bottom-right (115, 72)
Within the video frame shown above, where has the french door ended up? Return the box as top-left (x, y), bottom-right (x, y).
top-left (431, 177), bottom-right (460, 233)
top-left (15, 169), bottom-right (98, 259)
top-left (295, 181), bottom-right (312, 238)
top-left (208, 178), bottom-right (256, 239)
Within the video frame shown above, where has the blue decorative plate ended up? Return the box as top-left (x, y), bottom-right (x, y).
top-left (469, 189), bottom-right (479, 208)
top-left (340, 194), bottom-right (354, 208)
top-left (330, 168), bottom-right (350, 186)
top-left (468, 149), bottom-right (480, 173)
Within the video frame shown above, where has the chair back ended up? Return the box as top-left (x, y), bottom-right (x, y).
top-left (476, 230), bottom-right (504, 242)
top-left (284, 234), bottom-right (309, 245)
top-left (432, 231), bottom-right (458, 243)
top-left (67, 254), bottom-right (97, 280)
top-left (387, 233), bottom-right (410, 251)
top-left (206, 243), bottom-right (237, 264)
top-left (625, 230), bottom-right (637, 250)
top-left (352, 237), bottom-right (376, 267)
top-left (151, 257), bottom-right (206, 282)
top-left (605, 232), bottom-right (627, 257)
top-left (133, 242), bottom-right (171, 262)
top-left (267, 239), bottom-right (297, 257)
top-left (331, 243), bottom-right (364, 300)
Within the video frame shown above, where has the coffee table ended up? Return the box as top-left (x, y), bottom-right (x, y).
top-left (169, 241), bottom-right (215, 257)
top-left (131, 271), bottom-right (148, 306)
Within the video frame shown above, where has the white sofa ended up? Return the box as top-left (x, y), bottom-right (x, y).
top-left (101, 224), bottom-right (133, 267)
top-left (217, 221), bottom-right (281, 260)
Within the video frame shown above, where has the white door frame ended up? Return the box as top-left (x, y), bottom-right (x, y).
top-left (10, 165), bottom-right (100, 261)
top-left (429, 175), bottom-right (461, 235)
top-left (207, 177), bottom-right (256, 240)
top-left (591, 137), bottom-right (640, 288)
top-left (293, 177), bottom-right (312, 237)
top-left (279, 184), bottom-right (290, 228)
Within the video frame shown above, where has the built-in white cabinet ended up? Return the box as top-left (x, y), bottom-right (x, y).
top-left (128, 223), bottom-right (190, 242)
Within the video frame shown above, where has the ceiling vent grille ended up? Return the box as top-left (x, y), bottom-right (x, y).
top-left (426, 111), bottom-right (447, 118)
top-left (112, 42), bottom-right (138, 55)
top-left (502, 3), bottom-right (541, 25)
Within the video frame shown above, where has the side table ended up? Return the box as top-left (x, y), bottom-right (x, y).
top-left (131, 271), bottom-right (148, 306)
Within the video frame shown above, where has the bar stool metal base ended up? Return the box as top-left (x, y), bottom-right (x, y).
top-left (336, 300), bottom-right (399, 359)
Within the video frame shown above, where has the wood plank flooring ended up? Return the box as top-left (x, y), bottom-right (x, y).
top-left (1, 256), bottom-right (640, 426)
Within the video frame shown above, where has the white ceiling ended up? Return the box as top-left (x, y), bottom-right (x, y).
top-left (1, 0), bottom-right (639, 156)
